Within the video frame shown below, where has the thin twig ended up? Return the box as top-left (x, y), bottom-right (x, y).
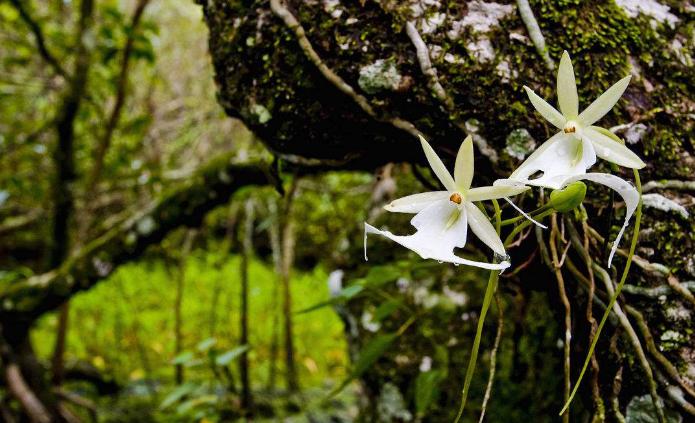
top-left (8, 0), bottom-right (68, 79)
top-left (515, 0), bottom-right (555, 70)
top-left (85, 0), bottom-right (151, 196)
top-left (269, 0), bottom-right (422, 140)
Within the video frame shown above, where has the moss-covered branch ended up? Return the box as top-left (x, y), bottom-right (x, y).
top-left (0, 154), bottom-right (271, 324)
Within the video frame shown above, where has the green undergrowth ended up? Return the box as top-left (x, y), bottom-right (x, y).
top-left (32, 246), bottom-right (352, 421)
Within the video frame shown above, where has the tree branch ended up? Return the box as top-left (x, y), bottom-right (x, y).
top-left (269, 0), bottom-right (422, 141)
top-left (8, 0), bottom-right (68, 80)
top-left (85, 0), bottom-right (151, 195)
top-left (0, 327), bottom-right (51, 423)
top-left (0, 154), bottom-right (272, 324)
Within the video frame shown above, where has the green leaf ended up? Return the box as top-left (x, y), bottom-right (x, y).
top-left (175, 395), bottom-right (217, 415)
top-left (415, 370), bottom-right (444, 416)
top-left (196, 337), bottom-right (216, 352)
top-left (330, 333), bottom-right (398, 396)
top-left (171, 351), bottom-right (194, 365)
top-left (295, 284), bottom-right (364, 314)
top-left (372, 298), bottom-right (401, 322)
top-left (362, 265), bottom-right (401, 288)
top-left (160, 382), bottom-right (197, 410)
top-left (215, 345), bottom-right (250, 366)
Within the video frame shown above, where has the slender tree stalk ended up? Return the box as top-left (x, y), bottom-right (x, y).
top-left (281, 179), bottom-right (300, 392)
top-left (239, 200), bottom-right (255, 414)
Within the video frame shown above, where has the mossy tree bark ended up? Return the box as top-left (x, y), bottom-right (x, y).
top-left (200, 0), bottom-right (694, 420)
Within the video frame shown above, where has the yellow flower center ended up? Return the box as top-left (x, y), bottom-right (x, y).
top-left (449, 192), bottom-right (462, 204)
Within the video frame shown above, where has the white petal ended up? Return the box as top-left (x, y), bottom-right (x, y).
top-left (419, 135), bottom-right (456, 191)
top-left (466, 185), bottom-right (529, 202)
top-left (584, 127), bottom-right (646, 169)
top-left (384, 191), bottom-right (449, 213)
top-left (364, 200), bottom-right (509, 270)
top-left (508, 132), bottom-right (596, 189)
top-left (465, 202), bottom-right (505, 256)
top-left (557, 51), bottom-right (579, 119)
top-left (524, 86), bottom-right (566, 129)
top-left (578, 75), bottom-right (631, 126)
top-left (562, 173), bottom-right (639, 268)
top-left (454, 135), bottom-right (474, 191)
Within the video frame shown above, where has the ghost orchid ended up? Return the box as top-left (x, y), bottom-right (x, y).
top-left (498, 51), bottom-right (646, 267)
top-left (365, 135), bottom-right (529, 270)
top-left (511, 50), bottom-right (645, 187)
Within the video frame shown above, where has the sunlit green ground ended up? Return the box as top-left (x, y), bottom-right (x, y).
top-left (33, 247), bottom-right (353, 421)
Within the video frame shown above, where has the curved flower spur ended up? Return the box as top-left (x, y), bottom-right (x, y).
top-left (497, 51), bottom-right (646, 266)
top-left (365, 135), bottom-right (529, 270)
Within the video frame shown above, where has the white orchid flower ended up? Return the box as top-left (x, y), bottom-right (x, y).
top-left (365, 135), bottom-right (529, 270)
top-left (497, 51), bottom-right (646, 267)
top-left (512, 51), bottom-right (645, 186)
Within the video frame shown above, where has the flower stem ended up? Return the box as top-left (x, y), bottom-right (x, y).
top-left (500, 204), bottom-right (552, 226)
top-left (504, 209), bottom-right (554, 246)
top-left (453, 269), bottom-right (500, 423)
top-left (559, 170), bottom-right (643, 417)
top-left (453, 200), bottom-right (503, 423)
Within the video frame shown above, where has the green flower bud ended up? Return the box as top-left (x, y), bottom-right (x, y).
top-left (550, 182), bottom-right (587, 213)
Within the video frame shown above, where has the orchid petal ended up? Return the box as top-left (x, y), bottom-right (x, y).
top-left (578, 75), bottom-right (631, 126)
top-left (384, 191), bottom-right (449, 213)
top-left (508, 132), bottom-right (596, 189)
top-left (454, 135), bottom-right (474, 191)
top-left (364, 200), bottom-right (509, 270)
top-left (557, 51), bottom-right (579, 118)
top-left (365, 223), bottom-right (509, 269)
top-left (419, 135), bottom-right (456, 191)
top-left (466, 185), bottom-right (529, 202)
top-left (524, 86), bottom-right (566, 129)
top-left (465, 202), bottom-right (505, 256)
top-left (584, 127), bottom-right (646, 169)
top-left (563, 173), bottom-right (639, 268)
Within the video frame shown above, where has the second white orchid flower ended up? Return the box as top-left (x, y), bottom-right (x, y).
top-left (365, 135), bottom-right (529, 270)
top-left (498, 51), bottom-right (646, 267)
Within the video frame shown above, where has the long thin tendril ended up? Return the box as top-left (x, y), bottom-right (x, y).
top-left (453, 200), bottom-right (502, 423)
top-left (559, 170), bottom-right (643, 416)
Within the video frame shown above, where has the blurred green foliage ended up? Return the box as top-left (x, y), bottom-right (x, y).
top-left (32, 248), bottom-right (350, 420)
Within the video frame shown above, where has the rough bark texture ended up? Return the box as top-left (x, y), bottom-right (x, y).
top-left (200, 0), bottom-right (694, 420)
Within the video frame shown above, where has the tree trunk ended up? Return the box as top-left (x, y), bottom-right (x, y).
top-left (200, 0), bottom-right (694, 420)
top-left (266, 198), bottom-right (283, 391)
top-left (173, 230), bottom-right (195, 385)
top-left (281, 180), bottom-right (299, 393)
top-left (239, 200), bottom-right (255, 415)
